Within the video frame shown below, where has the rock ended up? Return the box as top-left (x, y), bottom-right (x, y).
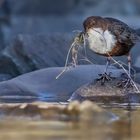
top-left (0, 55), bottom-right (19, 81)
top-left (69, 76), bottom-right (140, 103)
top-left (0, 55), bottom-right (20, 76)
top-left (0, 65), bottom-right (124, 103)
top-left (135, 28), bottom-right (140, 36)
top-left (0, 74), bottom-right (12, 81)
top-left (3, 34), bottom-right (73, 74)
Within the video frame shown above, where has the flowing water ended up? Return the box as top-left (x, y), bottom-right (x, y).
top-left (0, 102), bottom-right (140, 140)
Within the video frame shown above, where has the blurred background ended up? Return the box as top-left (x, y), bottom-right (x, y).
top-left (0, 0), bottom-right (140, 81)
top-left (0, 0), bottom-right (140, 49)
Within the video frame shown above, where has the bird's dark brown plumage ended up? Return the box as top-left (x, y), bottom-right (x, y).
top-left (83, 16), bottom-right (139, 56)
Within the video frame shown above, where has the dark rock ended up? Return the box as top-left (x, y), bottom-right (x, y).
top-left (0, 74), bottom-right (12, 81)
top-left (0, 65), bottom-right (123, 103)
top-left (3, 34), bottom-right (73, 74)
top-left (0, 55), bottom-right (20, 76)
top-left (0, 55), bottom-right (19, 81)
top-left (135, 28), bottom-right (140, 36)
top-left (69, 76), bottom-right (140, 103)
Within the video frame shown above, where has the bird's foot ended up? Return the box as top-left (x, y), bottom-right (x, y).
top-left (117, 73), bottom-right (134, 89)
top-left (69, 62), bottom-right (76, 68)
top-left (96, 72), bottom-right (114, 85)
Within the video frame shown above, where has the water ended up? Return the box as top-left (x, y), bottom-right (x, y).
top-left (0, 102), bottom-right (140, 140)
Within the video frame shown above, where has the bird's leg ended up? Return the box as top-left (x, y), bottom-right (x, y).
top-left (105, 57), bottom-right (110, 73)
top-left (97, 57), bottom-right (113, 85)
top-left (117, 53), bottom-right (134, 88)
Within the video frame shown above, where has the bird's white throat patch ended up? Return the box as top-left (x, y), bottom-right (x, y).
top-left (87, 28), bottom-right (116, 54)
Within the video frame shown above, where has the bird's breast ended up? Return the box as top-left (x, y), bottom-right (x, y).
top-left (87, 28), bottom-right (117, 55)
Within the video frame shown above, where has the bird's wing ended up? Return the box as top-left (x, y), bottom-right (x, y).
top-left (105, 18), bottom-right (138, 45)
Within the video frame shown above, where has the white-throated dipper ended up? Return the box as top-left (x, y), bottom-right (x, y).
top-left (83, 16), bottom-right (140, 85)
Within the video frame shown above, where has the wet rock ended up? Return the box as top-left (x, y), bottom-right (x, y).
top-left (0, 65), bottom-right (123, 102)
top-left (69, 76), bottom-right (140, 103)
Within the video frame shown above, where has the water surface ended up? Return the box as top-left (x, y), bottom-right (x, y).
top-left (0, 102), bottom-right (139, 140)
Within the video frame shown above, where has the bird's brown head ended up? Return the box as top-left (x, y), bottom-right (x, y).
top-left (83, 16), bottom-right (106, 32)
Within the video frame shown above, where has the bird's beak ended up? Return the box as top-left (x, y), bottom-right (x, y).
top-left (84, 27), bottom-right (90, 38)
top-left (85, 27), bottom-right (88, 33)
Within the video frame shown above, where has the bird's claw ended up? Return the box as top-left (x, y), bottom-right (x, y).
top-left (96, 72), bottom-right (114, 85)
top-left (117, 78), bottom-right (134, 89)
top-left (116, 73), bottom-right (135, 89)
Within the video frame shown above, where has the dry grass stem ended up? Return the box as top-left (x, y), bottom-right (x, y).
top-left (110, 56), bottom-right (140, 93)
top-left (56, 31), bottom-right (86, 79)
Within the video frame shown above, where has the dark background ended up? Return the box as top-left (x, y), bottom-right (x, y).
top-left (0, 0), bottom-right (140, 48)
top-left (0, 0), bottom-right (140, 81)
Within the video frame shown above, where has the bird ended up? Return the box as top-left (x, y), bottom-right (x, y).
top-left (83, 16), bottom-right (140, 86)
